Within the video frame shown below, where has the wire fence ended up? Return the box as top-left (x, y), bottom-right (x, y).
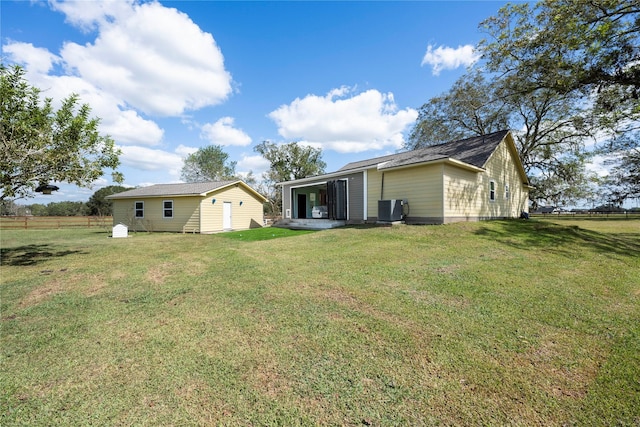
top-left (530, 211), bottom-right (640, 219)
top-left (0, 216), bottom-right (113, 230)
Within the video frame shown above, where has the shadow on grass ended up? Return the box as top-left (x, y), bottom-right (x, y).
top-left (475, 220), bottom-right (640, 258)
top-left (0, 244), bottom-right (86, 266)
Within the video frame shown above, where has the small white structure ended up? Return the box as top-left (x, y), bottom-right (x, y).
top-left (112, 223), bottom-right (128, 238)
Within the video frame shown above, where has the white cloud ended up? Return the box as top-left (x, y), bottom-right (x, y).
top-left (421, 44), bottom-right (480, 76)
top-left (268, 87), bottom-right (418, 153)
top-left (201, 117), bottom-right (252, 146)
top-left (175, 144), bottom-right (198, 157)
top-left (58, 1), bottom-right (232, 116)
top-left (237, 154), bottom-right (270, 176)
top-left (585, 154), bottom-right (612, 178)
top-left (118, 145), bottom-right (184, 177)
top-left (4, 41), bottom-right (163, 146)
top-left (5, 0), bottom-right (234, 144)
top-left (2, 41), bottom-right (60, 75)
top-left (103, 109), bottom-right (164, 145)
top-left (49, 0), bottom-right (135, 31)
top-left (4, 0), bottom-right (233, 151)
top-left (5, 2), bottom-right (239, 194)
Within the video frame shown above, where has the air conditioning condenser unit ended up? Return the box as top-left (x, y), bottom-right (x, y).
top-left (378, 199), bottom-right (404, 222)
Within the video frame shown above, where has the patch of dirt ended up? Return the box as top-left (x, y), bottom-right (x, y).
top-left (176, 379), bottom-right (209, 401)
top-left (19, 279), bottom-right (64, 308)
top-left (19, 270), bottom-right (111, 307)
top-left (146, 262), bottom-right (174, 285)
top-left (84, 277), bottom-right (108, 296)
top-left (252, 361), bottom-right (291, 398)
top-left (119, 329), bottom-right (145, 345)
top-left (109, 270), bottom-right (127, 281)
top-left (323, 287), bottom-right (360, 306)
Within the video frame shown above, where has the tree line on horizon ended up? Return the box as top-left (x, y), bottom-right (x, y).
top-left (0, 186), bottom-right (129, 217)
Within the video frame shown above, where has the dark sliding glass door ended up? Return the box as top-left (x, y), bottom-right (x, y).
top-left (327, 180), bottom-right (347, 220)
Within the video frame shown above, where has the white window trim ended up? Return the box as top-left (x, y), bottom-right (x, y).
top-left (135, 201), bottom-right (144, 218)
top-left (163, 199), bottom-right (174, 219)
top-left (505, 184), bottom-right (510, 200)
top-left (489, 180), bottom-right (496, 202)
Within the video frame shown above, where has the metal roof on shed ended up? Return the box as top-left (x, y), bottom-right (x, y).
top-left (105, 180), bottom-right (266, 201)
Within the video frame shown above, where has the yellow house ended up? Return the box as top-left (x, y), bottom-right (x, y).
top-left (278, 130), bottom-right (531, 226)
top-left (107, 180), bottom-right (267, 233)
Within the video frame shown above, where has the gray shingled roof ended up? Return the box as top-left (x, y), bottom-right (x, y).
top-left (106, 181), bottom-right (239, 199)
top-left (338, 130), bottom-right (510, 172)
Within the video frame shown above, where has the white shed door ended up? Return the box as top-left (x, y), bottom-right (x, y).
top-left (223, 202), bottom-right (232, 230)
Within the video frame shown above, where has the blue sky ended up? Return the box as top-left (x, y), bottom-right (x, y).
top-left (3, 0), bottom-right (512, 204)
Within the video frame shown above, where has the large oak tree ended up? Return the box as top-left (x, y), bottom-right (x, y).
top-left (409, 0), bottom-right (639, 206)
top-left (408, 72), bottom-right (597, 206)
top-left (480, 0), bottom-right (639, 205)
top-left (0, 65), bottom-right (122, 201)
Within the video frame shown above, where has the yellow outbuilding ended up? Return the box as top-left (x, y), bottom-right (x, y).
top-left (107, 180), bottom-right (267, 233)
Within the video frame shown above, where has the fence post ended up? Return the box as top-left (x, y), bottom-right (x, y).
top-left (24, 216), bottom-right (28, 230)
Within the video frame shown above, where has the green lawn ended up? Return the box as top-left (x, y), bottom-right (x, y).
top-left (1, 220), bottom-right (639, 425)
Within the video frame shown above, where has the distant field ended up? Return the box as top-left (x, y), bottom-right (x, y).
top-left (0, 216), bottom-right (112, 230)
top-left (531, 212), bottom-right (640, 220)
top-left (1, 219), bottom-right (638, 425)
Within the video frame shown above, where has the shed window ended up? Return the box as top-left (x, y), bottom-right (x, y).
top-left (505, 184), bottom-right (510, 200)
top-left (163, 200), bottom-right (173, 218)
top-left (489, 181), bottom-right (496, 202)
top-left (135, 201), bottom-right (144, 218)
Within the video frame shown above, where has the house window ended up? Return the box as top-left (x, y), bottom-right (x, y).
top-left (489, 181), bottom-right (496, 202)
top-left (163, 200), bottom-right (173, 218)
top-left (505, 184), bottom-right (510, 200)
top-left (135, 201), bottom-right (144, 218)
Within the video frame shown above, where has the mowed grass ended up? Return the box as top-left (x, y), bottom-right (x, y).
top-left (1, 219), bottom-right (639, 425)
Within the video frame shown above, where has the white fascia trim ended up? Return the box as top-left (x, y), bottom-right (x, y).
top-left (378, 158), bottom-right (485, 173)
top-left (290, 181), bottom-right (327, 189)
top-left (276, 166), bottom-right (370, 187)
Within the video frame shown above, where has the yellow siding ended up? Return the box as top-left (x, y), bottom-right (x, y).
top-left (111, 186), bottom-right (264, 233)
top-left (200, 185), bottom-right (264, 233)
top-left (367, 165), bottom-right (444, 220)
top-left (443, 138), bottom-right (528, 221)
top-left (111, 200), bottom-right (129, 227)
top-left (443, 165), bottom-right (483, 219)
top-left (112, 197), bottom-right (200, 232)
